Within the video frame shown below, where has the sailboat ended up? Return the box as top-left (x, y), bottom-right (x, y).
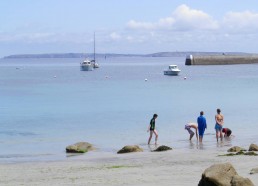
top-left (80, 32), bottom-right (99, 71)
top-left (91, 32), bottom-right (99, 68)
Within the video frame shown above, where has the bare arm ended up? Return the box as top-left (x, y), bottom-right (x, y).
top-left (215, 115), bottom-right (219, 123)
top-left (221, 115), bottom-right (224, 125)
top-left (195, 128), bottom-right (198, 140)
top-left (147, 125), bottom-right (150, 132)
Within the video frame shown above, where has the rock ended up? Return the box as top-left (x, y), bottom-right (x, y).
top-left (66, 142), bottom-right (94, 153)
top-left (153, 145), bottom-right (172, 152)
top-left (198, 163), bottom-right (237, 186)
top-left (236, 151), bottom-right (245, 155)
top-left (199, 163), bottom-right (255, 186)
top-left (117, 145), bottom-right (143, 154)
top-left (230, 175), bottom-right (254, 186)
top-left (227, 146), bottom-right (245, 153)
top-left (250, 168), bottom-right (258, 174)
top-left (248, 144), bottom-right (258, 151)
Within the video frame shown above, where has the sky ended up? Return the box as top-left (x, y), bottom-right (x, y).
top-left (1, 0), bottom-right (258, 57)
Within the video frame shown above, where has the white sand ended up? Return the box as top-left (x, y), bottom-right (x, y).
top-left (0, 149), bottom-right (258, 186)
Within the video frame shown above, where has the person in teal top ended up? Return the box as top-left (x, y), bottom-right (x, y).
top-left (147, 114), bottom-right (158, 145)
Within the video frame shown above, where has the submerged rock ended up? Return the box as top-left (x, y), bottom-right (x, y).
top-left (250, 168), bottom-right (258, 175)
top-left (236, 151), bottom-right (245, 155)
top-left (227, 146), bottom-right (246, 153)
top-left (244, 151), bottom-right (258, 156)
top-left (153, 145), bottom-right (172, 152)
top-left (249, 144), bottom-right (258, 151)
top-left (66, 142), bottom-right (94, 153)
top-left (117, 145), bottom-right (143, 154)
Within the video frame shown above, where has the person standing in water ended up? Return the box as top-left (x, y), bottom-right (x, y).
top-left (197, 111), bottom-right (207, 143)
top-left (215, 108), bottom-right (224, 142)
top-left (147, 114), bottom-right (158, 145)
top-left (185, 123), bottom-right (198, 141)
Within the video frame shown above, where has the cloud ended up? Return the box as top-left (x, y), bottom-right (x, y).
top-left (110, 32), bottom-right (121, 40)
top-left (222, 11), bottom-right (258, 33)
top-left (2, 4), bottom-right (258, 54)
top-left (172, 4), bottom-right (219, 31)
top-left (0, 32), bottom-right (95, 44)
top-left (126, 4), bottom-right (218, 31)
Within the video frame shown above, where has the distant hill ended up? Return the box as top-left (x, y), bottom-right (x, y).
top-left (3, 53), bottom-right (143, 59)
top-left (3, 52), bottom-right (252, 59)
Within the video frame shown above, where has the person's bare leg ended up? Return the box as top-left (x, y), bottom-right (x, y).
top-left (153, 130), bottom-right (158, 145)
top-left (199, 136), bottom-right (203, 143)
top-left (216, 131), bottom-right (219, 142)
top-left (190, 133), bottom-right (194, 140)
top-left (148, 131), bottom-right (153, 144)
top-left (220, 130), bottom-right (223, 141)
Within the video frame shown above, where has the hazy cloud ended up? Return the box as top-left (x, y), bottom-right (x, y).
top-left (110, 32), bottom-right (121, 40)
top-left (1, 4), bottom-right (258, 55)
top-left (126, 4), bottom-right (218, 31)
top-left (222, 11), bottom-right (258, 33)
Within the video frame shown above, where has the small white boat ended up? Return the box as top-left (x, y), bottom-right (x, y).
top-left (80, 59), bottom-right (93, 71)
top-left (91, 60), bottom-right (99, 68)
top-left (164, 65), bottom-right (181, 76)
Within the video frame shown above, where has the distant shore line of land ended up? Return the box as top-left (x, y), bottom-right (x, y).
top-left (3, 52), bottom-right (255, 59)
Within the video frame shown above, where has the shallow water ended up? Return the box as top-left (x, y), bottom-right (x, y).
top-left (0, 57), bottom-right (258, 163)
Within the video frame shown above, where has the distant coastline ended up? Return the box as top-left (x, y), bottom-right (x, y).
top-left (2, 52), bottom-right (253, 59)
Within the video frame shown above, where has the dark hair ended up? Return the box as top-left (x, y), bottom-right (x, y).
top-left (227, 130), bottom-right (232, 137)
top-left (200, 111), bottom-right (204, 115)
top-left (153, 114), bottom-right (158, 118)
top-left (217, 108), bottom-right (221, 114)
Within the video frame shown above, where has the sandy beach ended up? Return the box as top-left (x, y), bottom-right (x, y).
top-left (0, 148), bottom-right (258, 186)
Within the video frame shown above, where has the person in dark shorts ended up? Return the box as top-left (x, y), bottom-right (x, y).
top-left (147, 114), bottom-right (158, 145)
top-left (197, 111), bottom-right (207, 143)
top-left (222, 128), bottom-right (232, 137)
top-left (215, 108), bottom-right (224, 142)
top-left (185, 123), bottom-right (198, 141)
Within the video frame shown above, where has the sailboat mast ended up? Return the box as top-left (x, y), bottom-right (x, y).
top-left (93, 32), bottom-right (96, 63)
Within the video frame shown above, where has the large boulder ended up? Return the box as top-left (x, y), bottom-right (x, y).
top-left (198, 163), bottom-right (255, 186)
top-left (230, 175), bottom-right (254, 186)
top-left (249, 144), bottom-right (258, 151)
top-left (198, 163), bottom-right (237, 186)
top-left (117, 145), bottom-right (143, 154)
top-left (153, 145), bottom-right (172, 152)
top-left (66, 142), bottom-right (94, 153)
top-left (227, 146), bottom-right (245, 153)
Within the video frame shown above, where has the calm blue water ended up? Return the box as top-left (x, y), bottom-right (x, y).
top-left (0, 57), bottom-right (258, 163)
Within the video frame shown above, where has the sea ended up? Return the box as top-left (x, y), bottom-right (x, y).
top-left (0, 56), bottom-right (258, 163)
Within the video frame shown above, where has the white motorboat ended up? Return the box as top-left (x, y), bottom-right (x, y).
top-left (164, 65), bottom-right (181, 76)
top-left (80, 59), bottom-right (93, 71)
